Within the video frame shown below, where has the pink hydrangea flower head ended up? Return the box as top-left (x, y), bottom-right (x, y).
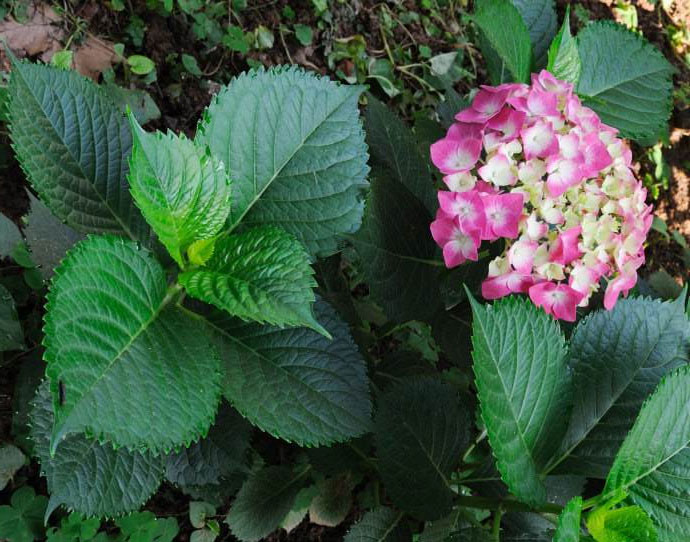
top-left (429, 70), bottom-right (653, 321)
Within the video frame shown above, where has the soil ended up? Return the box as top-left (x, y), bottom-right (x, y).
top-left (0, 1), bottom-right (689, 540)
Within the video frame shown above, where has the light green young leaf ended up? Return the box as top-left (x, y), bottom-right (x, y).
top-left (30, 381), bottom-right (164, 519)
top-left (603, 366), bottom-right (690, 540)
top-left (127, 55), bottom-right (155, 75)
top-left (473, 0), bottom-right (533, 84)
top-left (576, 22), bottom-right (674, 143)
top-left (179, 226), bottom-right (325, 335)
top-left (547, 6), bottom-right (581, 84)
top-left (225, 465), bottom-right (309, 542)
top-left (586, 503), bottom-right (657, 542)
top-left (196, 66), bottom-right (369, 257)
top-left (206, 298), bottom-right (372, 446)
top-left (128, 114), bottom-right (231, 266)
top-left (44, 235), bottom-right (222, 454)
top-left (554, 497), bottom-right (582, 542)
top-left (512, 0), bottom-right (557, 68)
top-left (344, 507), bottom-right (409, 542)
top-left (549, 295), bottom-right (690, 478)
top-left (0, 284), bottom-right (23, 352)
top-left (7, 58), bottom-right (152, 243)
top-left (375, 379), bottom-right (470, 520)
top-left (469, 294), bottom-right (570, 507)
top-left (294, 24), bottom-right (313, 46)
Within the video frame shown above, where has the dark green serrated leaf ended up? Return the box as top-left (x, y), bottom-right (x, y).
top-left (547, 6), bottom-right (581, 84)
top-left (165, 401), bottom-right (252, 488)
top-left (44, 235), bottom-right (222, 454)
top-left (225, 465), bottom-right (309, 542)
top-left (207, 298), bottom-right (371, 446)
top-left (23, 191), bottom-right (85, 279)
top-left (554, 497), bottom-right (582, 542)
top-left (470, 294), bottom-right (570, 507)
top-left (512, 0), bottom-right (557, 69)
top-left (473, 0), bottom-right (533, 84)
top-left (0, 283), bottom-right (23, 351)
top-left (550, 295), bottom-right (690, 478)
top-left (128, 114), bottom-right (231, 266)
top-left (7, 58), bottom-right (152, 242)
top-left (179, 226), bottom-right (324, 334)
top-left (604, 366), bottom-right (690, 540)
top-left (196, 66), bottom-right (369, 257)
top-left (576, 22), bottom-right (674, 143)
top-left (343, 507), bottom-right (410, 542)
top-left (30, 381), bottom-right (164, 518)
top-left (375, 378), bottom-right (470, 520)
top-left (351, 170), bottom-right (443, 323)
top-left (364, 96), bottom-right (435, 214)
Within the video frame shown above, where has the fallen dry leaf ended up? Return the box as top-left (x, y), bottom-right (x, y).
top-left (0, 3), bottom-right (63, 62)
top-left (73, 37), bottom-right (118, 81)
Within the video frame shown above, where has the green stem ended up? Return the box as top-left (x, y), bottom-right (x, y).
top-left (455, 495), bottom-right (563, 515)
top-left (492, 507), bottom-right (503, 542)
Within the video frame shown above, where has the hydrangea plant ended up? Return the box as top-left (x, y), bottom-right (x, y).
top-left (1, 0), bottom-right (688, 541)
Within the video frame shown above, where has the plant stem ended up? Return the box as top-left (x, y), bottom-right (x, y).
top-left (455, 495), bottom-right (563, 515)
top-left (492, 506), bottom-right (503, 542)
top-left (462, 428), bottom-right (488, 462)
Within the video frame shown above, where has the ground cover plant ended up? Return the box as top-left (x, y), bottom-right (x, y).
top-left (0, 0), bottom-right (689, 541)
